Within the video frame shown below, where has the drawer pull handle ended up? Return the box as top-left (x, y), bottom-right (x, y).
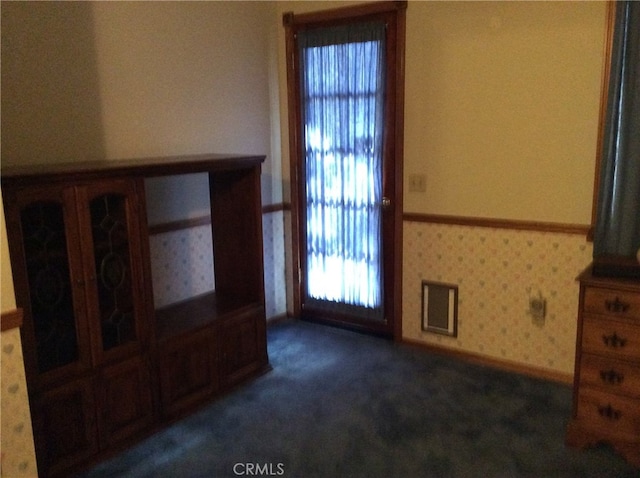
top-left (597, 404), bottom-right (621, 421)
top-left (599, 369), bottom-right (624, 385)
top-left (604, 297), bottom-right (630, 313)
top-left (602, 333), bottom-right (627, 348)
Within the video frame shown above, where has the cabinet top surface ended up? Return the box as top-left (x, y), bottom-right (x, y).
top-left (579, 264), bottom-right (640, 292)
top-left (1, 153), bottom-right (265, 187)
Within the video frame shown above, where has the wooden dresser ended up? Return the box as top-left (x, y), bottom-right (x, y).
top-left (566, 265), bottom-right (640, 467)
top-left (2, 154), bottom-right (270, 477)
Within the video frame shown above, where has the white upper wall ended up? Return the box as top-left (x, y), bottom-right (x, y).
top-left (91, 1), bottom-right (272, 160)
top-left (2, 1), bottom-right (281, 220)
top-left (404, 1), bottom-right (606, 224)
top-left (92, 0), bottom-right (281, 215)
top-left (2, 0), bottom-right (607, 223)
top-left (275, 1), bottom-right (607, 225)
top-left (1, 2), bottom-right (105, 165)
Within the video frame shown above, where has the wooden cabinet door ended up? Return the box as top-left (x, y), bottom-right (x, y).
top-left (75, 179), bottom-right (149, 365)
top-left (31, 378), bottom-right (99, 477)
top-left (3, 186), bottom-right (92, 389)
top-left (218, 307), bottom-right (266, 389)
top-left (158, 328), bottom-right (219, 418)
top-left (96, 355), bottom-right (155, 448)
top-left (4, 180), bottom-right (153, 474)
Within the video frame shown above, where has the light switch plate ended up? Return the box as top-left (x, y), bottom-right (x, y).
top-left (409, 174), bottom-right (426, 192)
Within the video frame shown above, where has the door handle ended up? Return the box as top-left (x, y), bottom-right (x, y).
top-left (381, 197), bottom-right (391, 209)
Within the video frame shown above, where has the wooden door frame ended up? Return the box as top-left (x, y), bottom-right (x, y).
top-left (283, 1), bottom-right (406, 340)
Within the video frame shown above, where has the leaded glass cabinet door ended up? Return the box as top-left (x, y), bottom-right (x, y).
top-left (5, 186), bottom-right (92, 387)
top-left (76, 179), bottom-right (147, 365)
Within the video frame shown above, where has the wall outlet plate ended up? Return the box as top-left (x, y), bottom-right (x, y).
top-left (529, 296), bottom-right (546, 320)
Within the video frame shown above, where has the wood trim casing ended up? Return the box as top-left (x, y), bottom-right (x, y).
top-left (1, 308), bottom-right (23, 331)
top-left (404, 212), bottom-right (591, 236)
top-left (283, 1), bottom-right (407, 27)
top-left (283, 10), bottom-right (303, 319)
top-left (148, 207), bottom-right (590, 236)
top-left (392, 3), bottom-right (407, 341)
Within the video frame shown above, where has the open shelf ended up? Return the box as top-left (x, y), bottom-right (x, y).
top-left (155, 292), bottom-right (218, 340)
top-left (154, 292), bottom-right (264, 341)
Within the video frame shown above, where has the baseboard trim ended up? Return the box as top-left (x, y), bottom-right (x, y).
top-left (266, 313), bottom-right (293, 325)
top-left (264, 318), bottom-right (573, 384)
top-left (402, 337), bottom-right (574, 385)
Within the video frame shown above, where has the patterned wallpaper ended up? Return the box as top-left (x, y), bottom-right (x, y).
top-left (0, 216), bottom-right (594, 477)
top-left (0, 213), bottom-right (590, 478)
top-left (1, 327), bottom-right (37, 477)
top-left (149, 225), bottom-right (216, 309)
top-left (263, 211), bottom-right (288, 319)
top-left (403, 221), bottom-right (593, 376)
top-left (149, 212), bottom-right (287, 319)
top-left (148, 212), bottom-right (591, 377)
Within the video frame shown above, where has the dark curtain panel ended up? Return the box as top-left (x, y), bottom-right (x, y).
top-left (594, 1), bottom-right (640, 258)
top-left (298, 22), bottom-right (386, 319)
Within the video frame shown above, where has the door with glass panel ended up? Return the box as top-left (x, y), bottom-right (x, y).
top-left (285, 3), bottom-right (405, 337)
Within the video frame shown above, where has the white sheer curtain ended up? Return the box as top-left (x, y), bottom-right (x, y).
top-left (299, 22), bottom-right (386, 320)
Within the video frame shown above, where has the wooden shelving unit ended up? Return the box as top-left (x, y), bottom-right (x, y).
top-left (2, 154), bottom-right (270, 477)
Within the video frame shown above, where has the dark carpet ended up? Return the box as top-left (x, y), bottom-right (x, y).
top-left (78, 319), bottom-right (638, 478)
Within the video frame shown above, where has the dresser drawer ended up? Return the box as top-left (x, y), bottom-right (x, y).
top-left (579, 353), bottom-right (640, 398)
top-left (582, 315), bottom-right (640, 361)
top-left (584, 286), bottom-right (640, 320)
top-left (576, 387), bottom-right (640, 440)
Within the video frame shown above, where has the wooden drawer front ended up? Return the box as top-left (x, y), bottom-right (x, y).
top-left (580, 353), bottom-right (640, 398)
top-left (584, 287), bottom-right (640, 320)
top-left (576, 387), bottom-right (640, 439)
top-left (582, 316), bottom-right (640, 361)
